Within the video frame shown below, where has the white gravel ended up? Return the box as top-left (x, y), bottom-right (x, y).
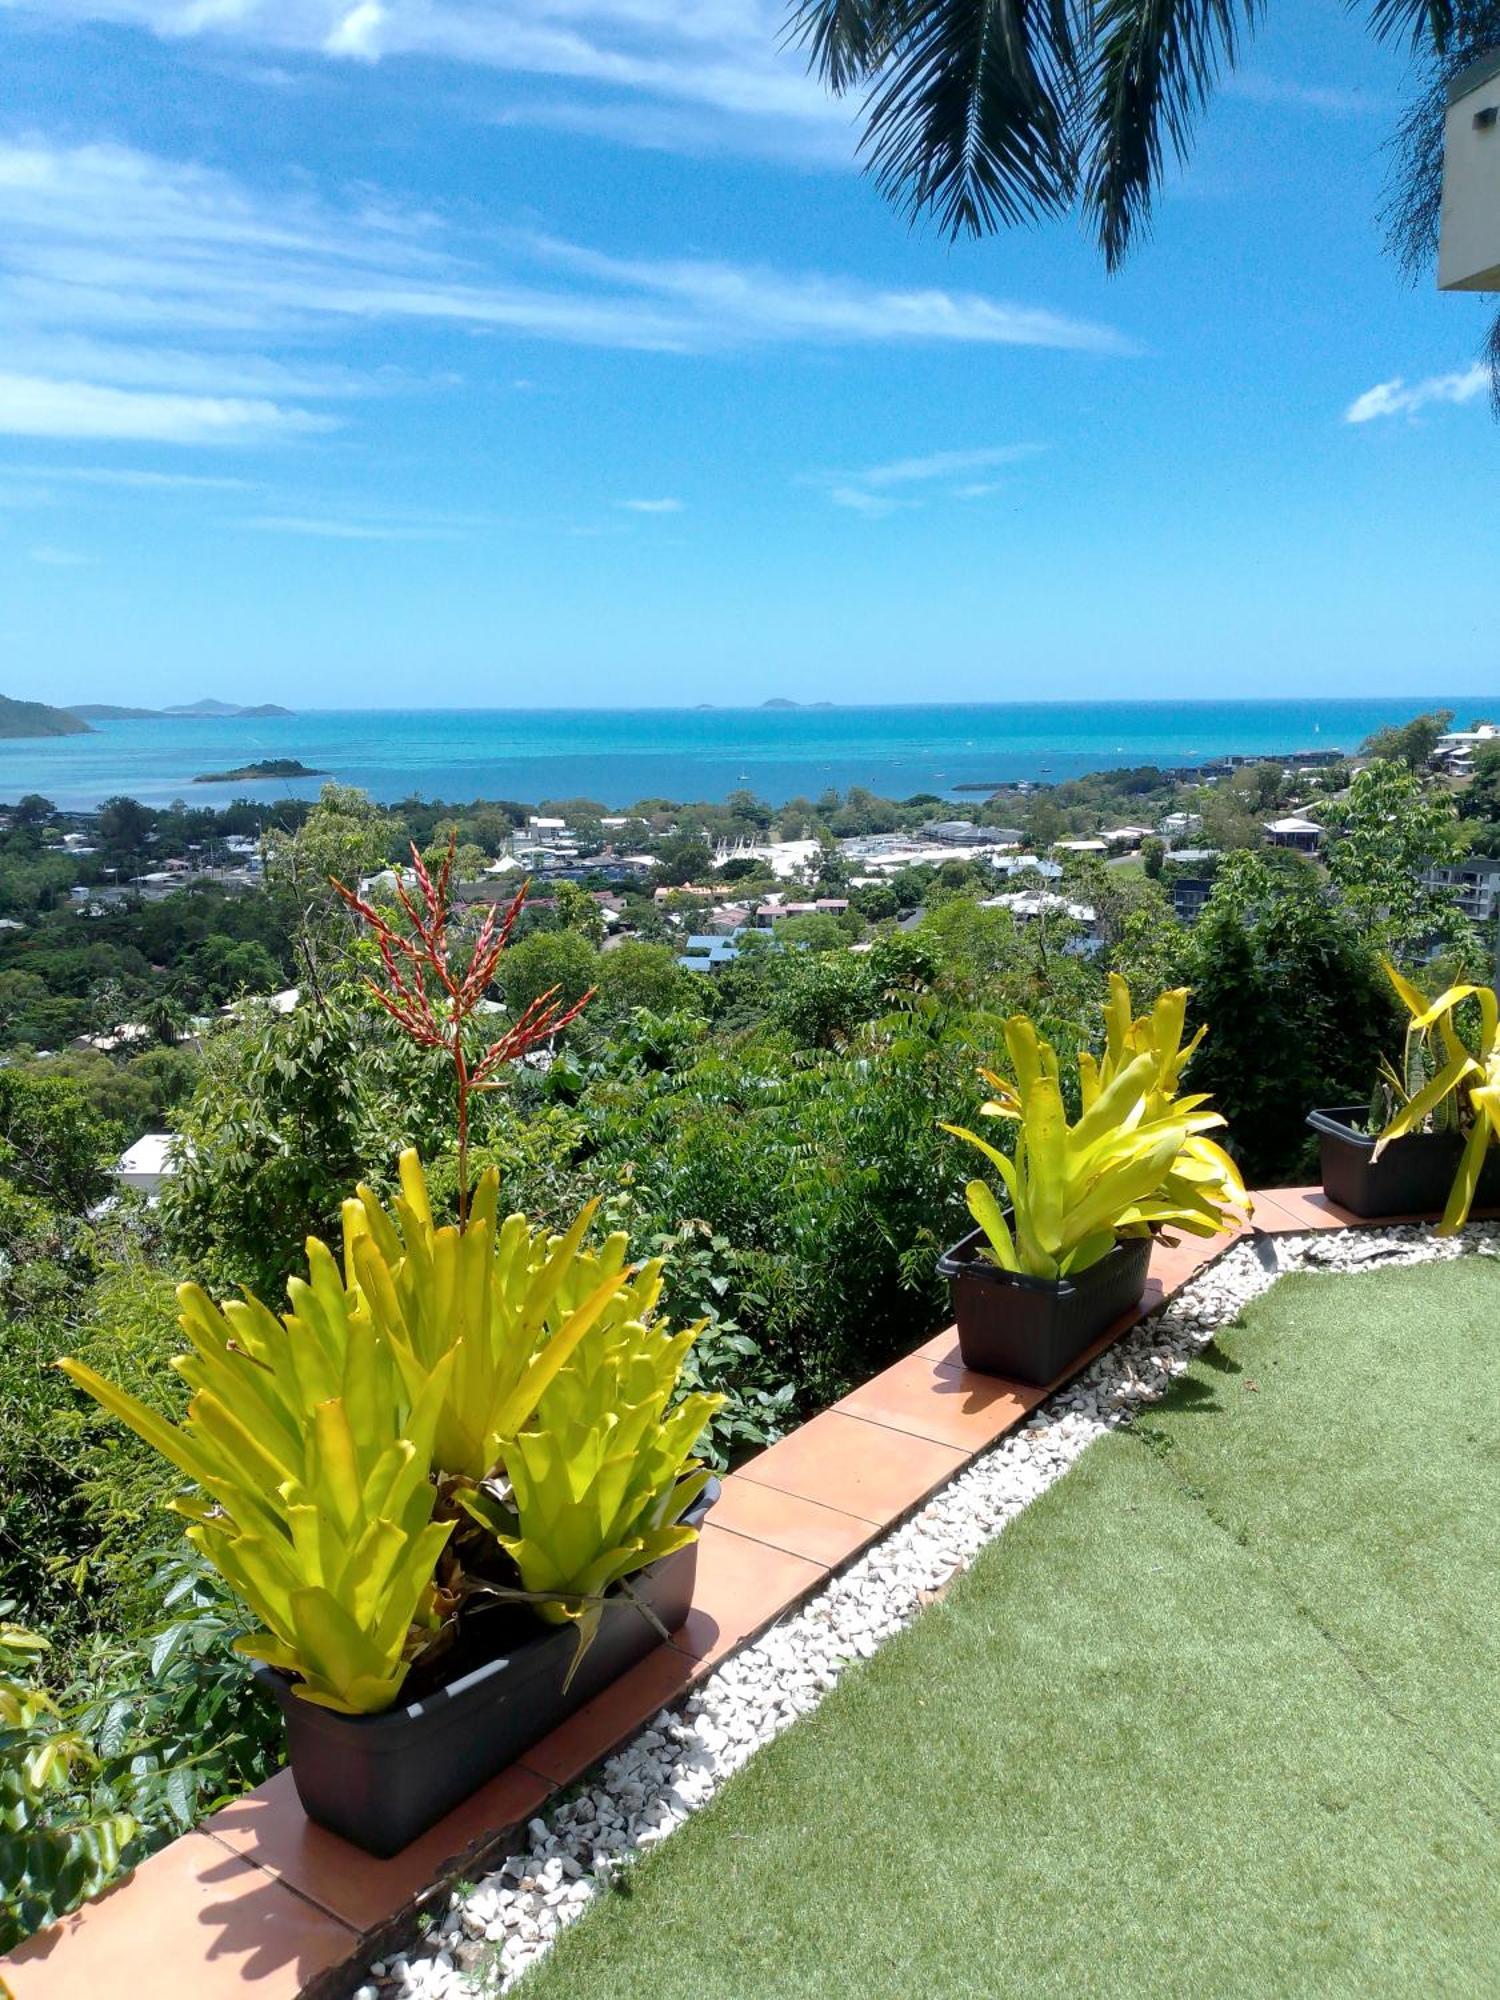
top-left (362, 1222), bottom-right (1500, 2000)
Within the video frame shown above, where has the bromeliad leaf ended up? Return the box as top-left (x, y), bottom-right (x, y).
top-left (944, 976), bottom-right (1249, 1279)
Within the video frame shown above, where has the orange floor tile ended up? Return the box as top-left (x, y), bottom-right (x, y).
top-left (204, 1760), bottom-right (555, 1938)
top-left (734, 1409), bottom-right (967, 1526)
top-left (709, 1475), bottom-right (879, 1568)
top-left (0, 1833), bottom-right (356, 2000)
top-left (665, 1522), bottom-right (827, 1667)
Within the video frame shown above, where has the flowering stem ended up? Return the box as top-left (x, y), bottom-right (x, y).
top-left (332, 832), bottom-right (594, 1229)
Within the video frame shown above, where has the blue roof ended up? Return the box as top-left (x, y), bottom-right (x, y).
top-left (678, 937), bottom-right (741, 969)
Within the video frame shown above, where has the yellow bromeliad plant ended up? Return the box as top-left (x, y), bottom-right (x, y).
top-left (460, 1271), bottom-right (722, 1668)
top-left (60, 844), bottom-right (720, 1718)
top-left (339, 1150), bottom-right (643, 1482)
top-left (942, 978), bottom-right (1248, 1281)
top-left (1373, 958), bottom-right (1500, 1232)
top-left (60, 1152), bottom-right (718, 1711)
top-left (59, 1288), bottom-right (459, 1714)
top-left (343, 1151), bottom-right (722, 1664)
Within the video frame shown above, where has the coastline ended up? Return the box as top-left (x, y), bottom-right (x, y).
top-left (2, 694), bottom-right (1491, 812)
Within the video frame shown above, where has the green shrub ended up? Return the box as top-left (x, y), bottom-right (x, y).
top-left (0, 1614), bottom-right (142, 1953)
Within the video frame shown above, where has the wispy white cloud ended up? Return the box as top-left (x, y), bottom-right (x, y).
top-left (619, 497), bottom-right (684, 513)
top-left (1223, 72), bottom-right (1390, 117)
top-left (487, 92), bottom-right (857, 169)
top-left (325, 0), bottom-right (387, 60)
top-left (533, 239), bottom-right (1127, 352)
top-left (0, 463), bottom-right (256, 490)
top-left (1344, 365), bottom-right (1489, 424)
top-left (246, 513), bottom-right (459, 540)
top-left (243, 500), bottom-right (519, 539)
top-left (14, 0), bottom-right (846, 161)
top-left (28, 543), bottom-right (91, 566)
top-left (849, 444), bottom-right (1042, 488)
top-left (813, 442), bottom-right (1043, 515)
top-left (828, 484), bottom-right (898, 518)
top-left (0, 138), bottom-right (1127, 453)
top-left (0, 372), bottom-right (332, 444)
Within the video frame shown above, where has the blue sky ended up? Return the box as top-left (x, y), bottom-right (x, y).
top-left (0, 0), bottom-right (1495, 709)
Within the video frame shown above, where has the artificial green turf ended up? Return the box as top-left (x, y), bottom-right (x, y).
top-left (519, 1261), bottom-right (1500, 1999)
top-left (1132, 1257), bottom-right (1500, 1810)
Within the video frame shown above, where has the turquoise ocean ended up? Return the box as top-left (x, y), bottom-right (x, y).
top-left (3, 696), bottom-right (1491, 812)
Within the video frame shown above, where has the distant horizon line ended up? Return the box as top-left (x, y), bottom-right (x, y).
top-left (51, 692), bottom-right (1500, 717)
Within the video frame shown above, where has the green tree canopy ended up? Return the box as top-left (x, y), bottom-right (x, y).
top-left (1323, 759), bottom-right (1470, 957)
top-left (499, 929), bottom-right (600, 1019)
top-left (1185, 852), bottom-right (1403, 1184)
top-left (1360, 708), bottom-right (1455, 771)
top-left (0, 1069), bottom-right (120, 1214)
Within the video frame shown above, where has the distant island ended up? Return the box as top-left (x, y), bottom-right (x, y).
top-left (760, 699), bottom-right (835, 710)
top-left (192, 758), bottom-right (327, 784)
top-left (67, 699), bottom-right (295, 721)
top-left (0, 693), bottom-right (92, 739)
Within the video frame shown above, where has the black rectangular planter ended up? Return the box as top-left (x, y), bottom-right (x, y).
top-left (255, 1480), bottom-right (718, 1858)
top-left (936, 1228), bottom-right (1153, 1386)
top-left (1307, 1106), bottom-right (1500, 1219)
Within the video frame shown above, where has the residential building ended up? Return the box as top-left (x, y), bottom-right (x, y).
top-left (751, 898), bottom-right (849, 928)
top-left (654, 882), bottom-right (718, 902)
top-left (1263, 815), bottom-right (1324, 853)
top-left (1438, 49), bottom-right (1500, 291)
top-left (1172, 878), bottom-right (1213, 924)
top-left (677, 933), bottom-right (745, 970)
top-left (918, 819), bottom-right (1021, 847)
top-left (989, 854), bottom-right (1062, 881)
top-left (1421, 855), bottom-right (1500, 924)
top-left (1431, 723), bottom-right (1500, 778)
top-left (75, 1023), bottom-right (153, 1055)
top-left (980, 890), bottom-right (1096, 926)
top-left (114, 1132), bottom-right (182, 1198)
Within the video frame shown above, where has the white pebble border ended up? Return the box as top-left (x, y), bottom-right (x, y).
top-left (360, 1223), bottom-right (1500, 2000)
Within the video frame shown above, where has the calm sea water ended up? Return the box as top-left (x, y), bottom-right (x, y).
top-left (3, 697), bottom-right (1490, 812)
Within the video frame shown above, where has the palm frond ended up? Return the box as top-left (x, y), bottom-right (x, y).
top-left (786, 0), bottom-right (892, 92)
top-left (791, 0), bottom-right (1473, 267)
top-left (1082, 0), bottom-right (1262, 270)
top-left (1366, 0), bottom-right (1458, 50)
top-left (791, 0), bottom-right (1082, 237)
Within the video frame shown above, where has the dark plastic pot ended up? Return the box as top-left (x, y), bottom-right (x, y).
top-left (1307, 1106), bottom-right (1500, 1219)
top-left (255, 1480), bottom-right (718, 1858)
top-left (936, 1228), bottom-right (1153, 1386)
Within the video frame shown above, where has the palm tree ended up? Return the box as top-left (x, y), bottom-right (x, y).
top-left (789, 0), bottom-right (1500, 396)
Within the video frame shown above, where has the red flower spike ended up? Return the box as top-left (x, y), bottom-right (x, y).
top-left (330, 833), bottom-right (591, 1221)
